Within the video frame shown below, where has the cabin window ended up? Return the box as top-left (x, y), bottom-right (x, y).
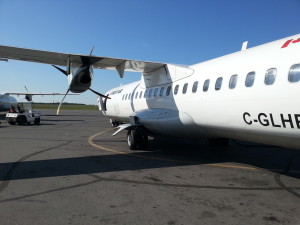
top-left (182, 83), bottom-right (188, 94)
top-left (215, 77), bottom-right (223, 90)
top-left (166, 86), bottom-right (171, 96)
top-left (154, 88), bottom-right (158, 97)
top-left (144, 90), bottom-right (147, 98)
top-left (148, 89), bottom-right (153, 98)
top-left (159, 87), bottom-right (164, 96)
top-left (288, 64), bottom-right (300, 83)
top-left (265, 68), bottom-right (276, 85)
top-left (229, 74), bottom-right (238, 89)
top-left (192, 81), bottom-right (198, 93)
top-left (203, 79), bottom-right (210, 92)
top-left (174, 85), bottom-right (179, 95)
top-left (139, 91), bottom-right (143, 99)
top-left (135, 92), bottom-right (139, 99)
top-left (245, 71), bottom-right (255, 87)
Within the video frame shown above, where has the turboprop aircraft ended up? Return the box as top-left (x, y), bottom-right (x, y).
top-left (0, 91), bottom-right (77, 112)
top-left (0, 33), bottom-right (300, 149)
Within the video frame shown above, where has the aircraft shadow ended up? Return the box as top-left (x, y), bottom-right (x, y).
top-left (0, 138), bottom-right (299, 182)
top-left (0, 152), bottom-right (192, 182)
top-left (41, 119), bottom-right (85, 122)
top-left (148, 137), bottom-right (300, 179)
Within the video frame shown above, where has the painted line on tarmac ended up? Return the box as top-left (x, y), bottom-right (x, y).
top-left (88, 129), bottom-right (258, 171)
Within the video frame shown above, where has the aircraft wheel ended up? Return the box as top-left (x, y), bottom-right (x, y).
top-left (139, 130), bottom-right (148, 149)
top-left (127, 130), bottom-right (138, 150)
top-left (112, 121), bottom-right (119, 127)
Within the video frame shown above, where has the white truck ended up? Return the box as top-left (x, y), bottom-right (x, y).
top-left (5, 102), bottom-right (41, 125)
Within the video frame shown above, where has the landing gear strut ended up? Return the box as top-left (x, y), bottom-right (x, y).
top-left (127, 127), bottom-right (148, 150)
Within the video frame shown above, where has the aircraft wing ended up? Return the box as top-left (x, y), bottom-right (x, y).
top-left (4, 93), bottom-right (78, 96)
top-left (0, 45), bottom-right (166, 75)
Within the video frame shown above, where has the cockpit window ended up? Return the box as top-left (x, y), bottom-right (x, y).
top-left (139, 91), bottom-right (143, 98)
top-left (288, 64), bottom-right (300, 83)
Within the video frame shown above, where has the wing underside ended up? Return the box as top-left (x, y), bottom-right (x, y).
top-left (5, 93), bottom-right (76, 96)
top-left (0, 45), bottom-right (166, 75)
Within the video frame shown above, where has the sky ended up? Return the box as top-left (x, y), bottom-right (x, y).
top-left (0, 0), bottom-right (300, 105)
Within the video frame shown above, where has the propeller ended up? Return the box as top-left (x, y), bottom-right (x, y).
top-left (89, 88), bottom-right (111, 99)
top-left (23, 85), bottom-right (32, 101)
top-left (56, 89), bottom-right (70, 115)
top-left (52, 65), bottom-right (110, 100)
top-left (52, 47), bottom-right (111, 115)
top-left (89, 46), bottom-right (95, 55)
top-left (52, 65), bottom-right (68, 76)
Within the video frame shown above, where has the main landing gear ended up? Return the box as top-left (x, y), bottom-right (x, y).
top-left (127, 127), bottom-right (148, 150)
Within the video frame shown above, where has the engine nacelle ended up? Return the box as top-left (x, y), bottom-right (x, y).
top-left (25, 94), bottom-right (32, 101)
top-left (68, 65), bottom-right (93, 93)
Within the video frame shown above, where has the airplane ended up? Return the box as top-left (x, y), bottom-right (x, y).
top-left (0, 33), bottom-right (300, 150)
top-left (0, 91), bottom-right (77, 112)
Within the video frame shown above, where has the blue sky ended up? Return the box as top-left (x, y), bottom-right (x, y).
top-left (1, 0), bottom-right (299, 104)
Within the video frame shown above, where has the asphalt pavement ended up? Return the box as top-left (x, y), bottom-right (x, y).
top-left (0, 110), bottom-right (299, 225)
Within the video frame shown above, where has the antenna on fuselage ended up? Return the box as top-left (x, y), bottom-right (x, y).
top-left (241, 41), bottom-right (248, 51)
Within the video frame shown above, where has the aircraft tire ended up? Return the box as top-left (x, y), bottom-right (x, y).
top-left (127, 130), bottom-right (138, 150)
top-left (139, 130), bottom-right (148, 150)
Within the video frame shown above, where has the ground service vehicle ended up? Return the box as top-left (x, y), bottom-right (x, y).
top-left (5, 102), bottom-right (40, 125)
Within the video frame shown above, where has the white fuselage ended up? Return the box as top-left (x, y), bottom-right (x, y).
top-left (101, 34), bottom-right (300, 149)
top-left (0, 94), bottom-right (17, 112)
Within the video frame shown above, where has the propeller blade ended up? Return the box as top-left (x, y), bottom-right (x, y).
top-left (89, 88), bottom-right (111, 99)
top-left (52, 65), bottom-right (68, 76)
top-left (57, 89), bottom-right (70, 115)
top-left (90, 46), bottom-right (95, 55)
top-left (24, 85), bottom-right (29, 92)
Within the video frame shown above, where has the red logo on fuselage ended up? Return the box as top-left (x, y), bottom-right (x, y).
top-left (281, 38), bottom-right (300, 48)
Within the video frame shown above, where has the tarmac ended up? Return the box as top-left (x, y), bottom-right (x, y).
top-left (0, 109), bottom-right (300, 225)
